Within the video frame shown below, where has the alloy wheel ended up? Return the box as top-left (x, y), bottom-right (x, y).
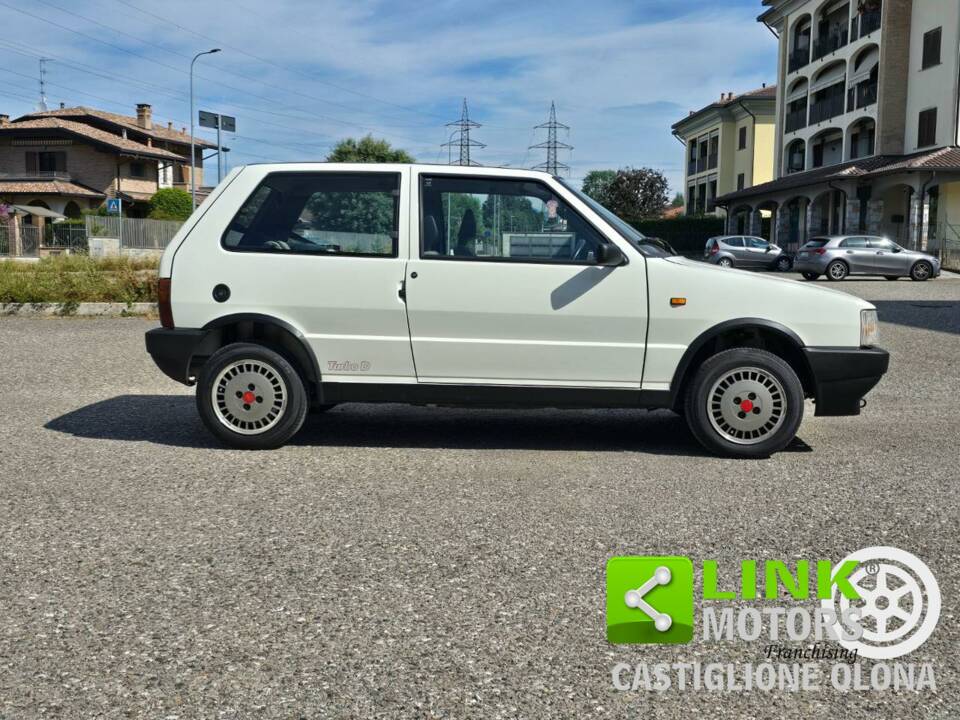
top-left (211, 359), bottom-right (288, 435)
top-left (828, 262), bottom-right (847, 280)
top-left (912, 262), bottom-right (931, 280)
top-left (707, 366), bottom-right (787, 445)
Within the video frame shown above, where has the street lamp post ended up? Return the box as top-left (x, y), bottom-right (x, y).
top-left (190, 48), bottom-right (221, 211)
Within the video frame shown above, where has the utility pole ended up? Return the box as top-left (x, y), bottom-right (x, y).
top-left (37, 58), bottom-right (51, 112)
top-left (530, 101), bottom-right (572, 176)
top-left (442, 98), bottom-right (485, 166)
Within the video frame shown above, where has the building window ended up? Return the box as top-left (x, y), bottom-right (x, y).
top-left (129, 161), bottom-right (146, 178)
top-left (737, 173), bottom-right (745, 191)
top-left (922, 27), bottom-right (942, 69)
top-left (918, 108), bottom-right (937, 148)
top-left (708, 134), bottom-right (719, 170)
top-left (687, 185), bottom-right (695, 214)
top-left (25, 151), bottom-right (67, 174)
top-left (738, 126), bottom-right (747, 150)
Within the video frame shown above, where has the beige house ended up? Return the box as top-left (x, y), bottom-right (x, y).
top-left (0, 103), bottom-right (216, 218)
top-left (717, 0), bottom-right (960, 255)
top-left (672, 86), bottom-right (777, 223)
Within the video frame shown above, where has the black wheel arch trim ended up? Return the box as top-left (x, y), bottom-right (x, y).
top-left (668, 318), bottom-right (810, 406)
top-left (200, 313), bottom-right (322, 387)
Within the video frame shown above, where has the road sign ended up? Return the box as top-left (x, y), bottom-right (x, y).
top-left (220, 114), bottom-right (236, 133)
top-left (106, 198), bottom-right (122, 215)
top-left (198, 110), bottom-right (219, 129)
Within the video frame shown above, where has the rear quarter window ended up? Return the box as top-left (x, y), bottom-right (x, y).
top-left (222, 172), bottom-right (399, 257)
top-left (803, 239), bottom-right (829, 248)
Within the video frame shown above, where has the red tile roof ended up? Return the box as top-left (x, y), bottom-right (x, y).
top-left (673, 86), bottom-right (777, 131)
top-left (0, 178), bottom-right (104, 198)
top-left (24, 106), bottom-right (217, 149)
top-left (0, 118), bottom-right (184, 161)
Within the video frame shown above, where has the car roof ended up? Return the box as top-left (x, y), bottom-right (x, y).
top-left (235, 161), bottom-right (557, 181)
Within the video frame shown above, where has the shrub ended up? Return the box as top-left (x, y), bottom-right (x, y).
top-left (148, 188), bottom-right (193, 221)
top-left (0, 255), bottom-right (159, 304)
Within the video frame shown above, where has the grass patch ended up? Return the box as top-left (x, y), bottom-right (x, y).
top-left (0, 255), bottom-right (159, 304)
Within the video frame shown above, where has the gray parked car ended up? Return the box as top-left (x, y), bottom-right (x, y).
top-left (793, 235), bottom-right (941, 281)
top-left (704, 235), bottom-right (792, 271)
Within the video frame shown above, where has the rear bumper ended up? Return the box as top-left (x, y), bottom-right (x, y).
top-left (803, 346), bottom-right (889, 416)
top-left (145, 327), bottom-right (205, 385)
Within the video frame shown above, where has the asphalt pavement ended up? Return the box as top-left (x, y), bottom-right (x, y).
top-left (0, 277), bottom-right (957, 718)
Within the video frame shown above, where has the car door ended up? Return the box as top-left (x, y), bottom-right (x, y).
top-left (724, 236), bottom-right (748, 264)
top-left (404, 172), bottom-right (648, 387)
top-left (868, 238), bottom-right (906, 274)
top-left (837, 236), bottom-right (872, 273)
top-left (744, 236), bottom-right (772, 267)
top-left (177, 167), bottom-right (417, 383)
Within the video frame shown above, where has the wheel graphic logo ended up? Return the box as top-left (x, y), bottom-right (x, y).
top-left (821, 546), bottom-right (940, 660)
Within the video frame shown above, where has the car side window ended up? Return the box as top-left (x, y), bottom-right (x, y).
top-left (419, 175), bottom-right (606, 264)
top-left (222, 172), bottom-right (399, 256)
top-left (868, 238), bottom-right (895, 250)
top-left (747, 237), bottom-right (768, 249)
top-left (839, 237), bottom-right (869, 248)
top-left (726, 237), bottom-right (745, 248)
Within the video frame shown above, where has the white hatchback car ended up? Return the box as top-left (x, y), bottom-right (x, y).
top-left (146, 163), bottom-right (888, 458)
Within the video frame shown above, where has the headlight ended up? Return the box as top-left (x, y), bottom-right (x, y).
top-left (860, 309), bottom-right (879, 347)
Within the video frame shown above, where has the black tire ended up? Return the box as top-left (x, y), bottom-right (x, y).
top-left (910, 260), bottom-right (933, 282)
top-left (826, 260), bottom-right (848, 281)
top-left (683, 348), bottom-right (804, 459)
top-left (775, 256), bottom-right (793, 272)
top-left (196, 342), bottom-right (308, 449)
top-left (885, 276), bottom-right (900, 281)
top-left (717, 257), bottom-right (734, 268)
top-left (801, 272), bottom-right (819, 281)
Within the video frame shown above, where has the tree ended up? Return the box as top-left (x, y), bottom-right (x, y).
top-left (670, 192), bottom-right (684, 208)
top-left (148, 188), bottom-right (193, 221)
top-left (326, 135), bottom-right (415, 163)
top-left (581, 170), bottom-right (616, 206)
top-left (605, 167), bottom-right (670, 220)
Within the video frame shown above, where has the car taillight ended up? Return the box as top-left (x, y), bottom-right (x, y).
top-left (158, 277), bottom-right (174, 328)
top-left (709, 244), bottom-right (718, 255)
top-left (814, 248), bottom-right (827, 255)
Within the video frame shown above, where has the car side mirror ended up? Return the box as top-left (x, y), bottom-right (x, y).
top-left (595, 242), bottom-right (626, 266)
top-left (892, 246), bottom-right (902, 253)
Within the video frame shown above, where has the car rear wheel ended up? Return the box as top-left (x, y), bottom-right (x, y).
top-left (197, 343), bottom-right (308, 449)
top-left (775, 256), bottom-right (793, 272)
top-left (910, 261), bottom-right (933, 281)
top-left (718, 257), bottom-right (734, 268)
top-left (684, 348), bottom-right (804, 458)
top-left (826, 260), bottom-right (848, 281)
top-left (801, 272), bottom-right (819, 281)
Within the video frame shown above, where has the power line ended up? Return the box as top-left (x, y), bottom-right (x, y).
top-left (442, 99), bottom-right (485, 166)
top-left (529, 101), bottom-right (572, 176)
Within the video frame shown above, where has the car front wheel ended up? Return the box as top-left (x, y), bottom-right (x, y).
top-left (684, 348), bottom-right (804, 458)
top-left (197, 343), bottom-right (309, 449)
top-left (826, 260), bottom-right (848, 281)
top-left (775, 256), bottom-right (792, 272)
top-left (910, 261), bottom-right (933, 281)
top-left (801, 272), bottom-right (819, 281)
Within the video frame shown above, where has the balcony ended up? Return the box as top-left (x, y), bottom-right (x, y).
top-left (688, 159), bottom-right (697, 176)
top-left (0, 171), bottom-right (72, 181)
top-left (707, 152), bottom-right (718, 170)
top-left (848, 80), bottom-right (878, 112)
top-left (812, 29), bottom-right (848, 61)
top-left (809, 84), bottom-right (847, 124)
top-left (696, 157), bottom-right (707, 173)
top-left (785, 107), bottom-right (808, 133)
top-left (851, 10), bottom-right (881, 41)
top-left (789, 46), bottom-right (810, 73)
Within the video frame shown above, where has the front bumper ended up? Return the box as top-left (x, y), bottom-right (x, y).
top-left (803, 346), bottom-right (889, 416)
top-left (145, 327), bottom-right (206, 385)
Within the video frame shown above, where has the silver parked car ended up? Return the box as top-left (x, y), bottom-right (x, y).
top-left (704, 235), bottom-right (792, 271)
top-left (794, 235), bottom-right (941, 281)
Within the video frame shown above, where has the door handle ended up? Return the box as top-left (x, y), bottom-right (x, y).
top-left (398, 280), bottom-right (406, 301)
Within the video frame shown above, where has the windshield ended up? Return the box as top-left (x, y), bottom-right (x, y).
top-left (556, 178), bottom-right (672, 258)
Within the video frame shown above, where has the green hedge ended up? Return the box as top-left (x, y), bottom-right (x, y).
top-left (629, 217), bottom-right (725, 256)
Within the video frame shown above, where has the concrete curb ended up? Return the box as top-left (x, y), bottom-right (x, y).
top-left (0, 302), bottom-right (157, 317)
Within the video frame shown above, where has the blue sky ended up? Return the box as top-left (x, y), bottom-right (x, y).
top-left (0, 0), bottom-right (777, 193)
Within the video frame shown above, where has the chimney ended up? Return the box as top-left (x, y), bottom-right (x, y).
top-left (167, 121), bottom-right (173, 130)
top-left (59, 101), bottom-right (65, 109)
top-left (0, 114), bottom-right (9, 126)
top-left (136, 103), bottom-right (152, 130)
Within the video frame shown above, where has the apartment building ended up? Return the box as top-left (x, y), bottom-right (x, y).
top-left (0, 103), bottom-right (216, 218)
top-left (717, 0), bottom-right (960, 252)
top-left (672, 86), bottom-right (777, 223)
